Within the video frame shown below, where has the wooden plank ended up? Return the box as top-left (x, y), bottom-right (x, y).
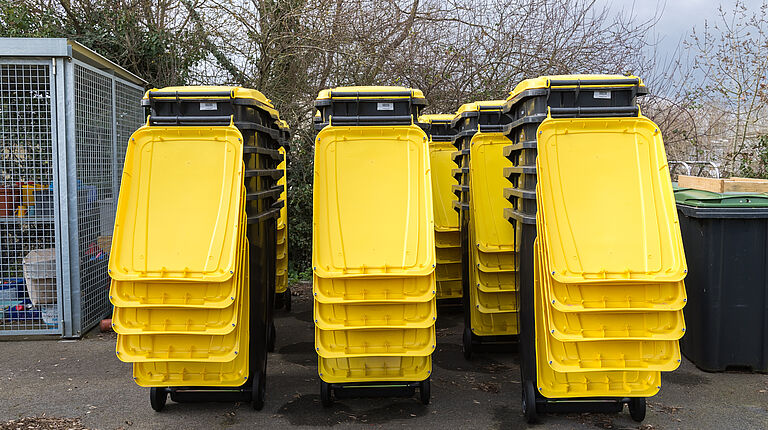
top-left (722, 180), bottom-right (768, 193)
top-left (677, 175), bottom-right (724, 193)
top-left (729, 177), bottom-right (768, 182)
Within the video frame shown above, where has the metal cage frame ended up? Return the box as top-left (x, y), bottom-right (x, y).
top-left (0, 38), bottom-right (145, 337)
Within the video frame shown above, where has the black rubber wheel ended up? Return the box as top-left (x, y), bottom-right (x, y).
top-left (522, 380), bottom-right (538, 424)
top-left (419, 379), bottom-right (431, 405)
top-left (320, 381), bottom-right (333, 407)
top-left (628, 397), bottom-right (646, 422)
top-left (150, 387), bottom-right (167, 412)
top-left (462, 326), bottom-right (473, 360)
top-left (251, 371), bottom-right (266, 410)
top-left (274, 292), bottom-right (284, 310)
top-left (284, 289), bottom-right (292, 312)
top-left (267, 322), bottom-right (276, 353)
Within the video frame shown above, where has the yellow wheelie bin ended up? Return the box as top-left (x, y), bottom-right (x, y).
top-left (110, 86), bottom-right (289, 412)
top-left (498, 75), bottom-right (687, 424)
top-left (419, 114), bottom-right (462, 300)
top-left (313, 86), bottom-right (435, 406)
top-left (448, 101), bottom-right (519, 358)
top-left (275, 120), bottom-right (290, 311)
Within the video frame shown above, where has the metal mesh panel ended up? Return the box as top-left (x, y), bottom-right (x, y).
top-left (114, 81), bottom-right (144, 196)
top-left (0, 63), bottom-right (59, 334)
top-left (73, 64), bottom-right (113, 332)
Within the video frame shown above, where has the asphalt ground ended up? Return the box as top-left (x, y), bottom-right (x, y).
top-left (1, 282), bottom-right (767, 429)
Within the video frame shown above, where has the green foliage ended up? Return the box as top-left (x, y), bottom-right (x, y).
top-left (0, 1), bottom-right (61, 37)
top-left (738, 135), bottom-right (768, 179)
top-left (287, 266), bottom-right (312, 283)
top-left (0, 1), bottom-right (205, 87)
top-left (70, 9), bottom-right (206, 87)
top-left (286, 129), bottom-right (315, 272)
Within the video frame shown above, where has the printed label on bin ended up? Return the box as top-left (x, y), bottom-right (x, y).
top-left (377, 102), bottom-right (394, 111)
top-left (593, 91), bottom-right (611, 99)
top-left (200, 102), bottom-right (218, 111)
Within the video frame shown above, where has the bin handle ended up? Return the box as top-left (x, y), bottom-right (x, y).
top-left (147, 115), bottom-right (238, 127)
top-left (545, 77), bottom-right (643, 106)
top-left (326, 90), bottom-right (417, 126)
top-left (547, 77), bottom-right (641, 88)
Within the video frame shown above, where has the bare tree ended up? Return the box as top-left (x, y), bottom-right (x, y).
top-left (644, 0), bottom-right (768, 176)
top-left (0, 0), bottom-right (673, 270)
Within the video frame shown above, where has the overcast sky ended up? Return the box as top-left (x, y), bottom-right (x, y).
top-left (597, 0), bottom-right (765, 62)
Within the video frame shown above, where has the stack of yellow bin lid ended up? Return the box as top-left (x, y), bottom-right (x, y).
top-left (419, 114), bottom-right (462, 300)
top-left (533, 115), bottom-right (687, 400)
top-left (114, 86), bottom-right (289, 412)
top-left (503, 74), bottom-right (687, 424)
top-left (108, 124), bottom-right (250, 398)
top-left (465, 102), bottom-right (519, 338)
top-left (313, 86), bottom-right (435, 405)
top-left (450, 101), bottom-right (519, 358)
top-left (275, 120), bottom-right (290, 311)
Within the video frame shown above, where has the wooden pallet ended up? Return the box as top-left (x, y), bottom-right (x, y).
top-left (678, 175), bottom-right (768, 193)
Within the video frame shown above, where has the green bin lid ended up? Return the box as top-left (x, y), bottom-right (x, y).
top-left (674, 188), bottom-right (768, 207)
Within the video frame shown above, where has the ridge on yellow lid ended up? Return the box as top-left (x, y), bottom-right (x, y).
top-left (145, 85), bottom-right (271, 105)
top-left (454, 100), bottom-right (506, 117)
top-left (455, 102), bottom-right (478, 116)
top-left (477, 100), bottom-right (506, 110)
top-left (312, 125), bottom-right (435, 277)
top-left (418, 114), bottom-right (454, 124)
top-left (507, 74), bottom-right (646, 101)
top-left (535, 116), bottom-right (686, 283)
top-left (316, 86), bottom-right (425, 100)
top-left (144, 85), bottom-right (279, 119)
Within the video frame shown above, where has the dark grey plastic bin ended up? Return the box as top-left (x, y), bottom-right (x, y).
top-left (675, 188), bottom-right (768, 372)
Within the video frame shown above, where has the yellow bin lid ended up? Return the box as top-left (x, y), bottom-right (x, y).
top-left (109, 125), bottom-right (245, 282)
top-left (536, 116), bottom-right (687, 283)
top-left (312, 125), bottom-right (435, 277)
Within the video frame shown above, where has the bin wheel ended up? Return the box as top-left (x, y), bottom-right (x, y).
top-left (267, 322), bottom-right (276, 353)
top-left (419, 379), bottom-right (431, 405)
top-left (628, 397), bottom-right (646, 422)
top-left (150, 387), bottom-right (167, 412)
top-left (522, 380), bottom-right (538, 424)
top-left (320, 381), bottom-right (333, 407)
top-left (274, 293), bottom-right (284, 310)
top-left (251, 371), bottom-right (266, 410)
top-left (284, 289), bottom-right (292, 312)
top-left (462, 326), bottom-right (473, 360)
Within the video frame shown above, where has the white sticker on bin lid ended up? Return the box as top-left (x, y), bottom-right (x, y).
top-left (593, 90), bottom-right (611, 99)
top-left (377, 102), bottom-right (394, 111)
top-left (200, 102), bottom-right (218, 111)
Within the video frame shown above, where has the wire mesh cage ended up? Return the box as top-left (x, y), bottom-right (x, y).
top-left (0, 63), bottom-right (57, 334)
top-left (0, 38), bottom-right (145, 337)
